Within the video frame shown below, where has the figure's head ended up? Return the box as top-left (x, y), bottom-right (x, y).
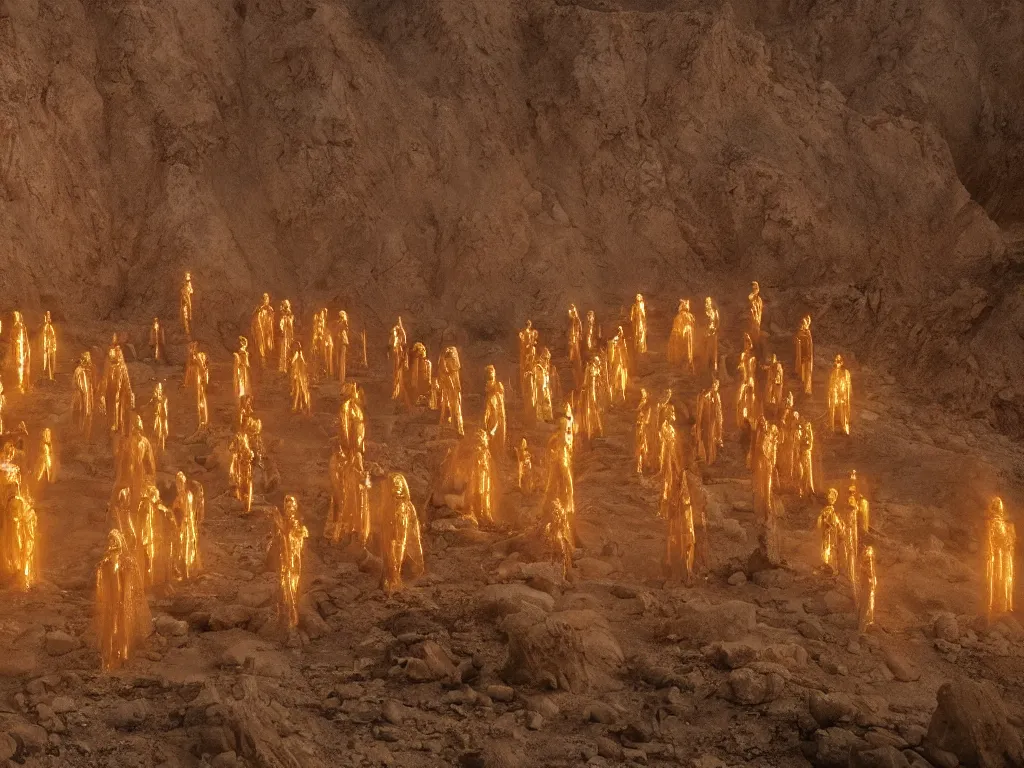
top-left (850, 469), bottom-right (857, 482)
top-left (683, 298), bottom-right (690, 311)
top-left (827, 488), bottom-right (838, 504)
top-left (485, 364), bottom-right (496, 382)
top-left (704, 297), bottom-right (713, 309)
top-left (525, 319), bottom-right (532, 329)
top-left (147, 484), bottom-right (161, 503)
top-left (751, 281), bottom-right (759, 294)
top-left (82, 351), bottom-right (91, 365)
top-left (712, 379), bottom-right (720, 392)
top-left (12, 311), bottom-right (21, 322)
top-left (639, 387), bottom-right (648, 400)
top-left (990, 496), bottom-right (1006, 520)
top-left (636, 293), bottom-right (643, 303)
top-left (155, 381), bottom-right (163, 396)
top-left (175, 471), bottom-right (187, 489)
top-left (848, 495), bottom-right (858, 509)
top-left (284, 494), bottom-right (298, 517)
top-left (42, 427), bottom-right (51, 441)
top-left (835, 354), bottom-right (843, 367)
top-left (586, 310), bottom-right (595, 321)
top-left (771, 354), bottom-right (778, 364)
top-left (665, 405), bottom-right (676, 423)
top-left (185, 271), bottom-right (192, 282)
top-left (262, 292), bottom-right (270, 304)
top-left (569, 304), bottom-right (577, 316)
top-left (239, 336), bottom-right (247, 350)
top-left (282, 299), bottom-right (291, 311)
top-left (802, 314), bottom-right (811, 329)
top-left (792, 411), bottom-right (800, 421)
top-left (389, 473), bottom-right (410, 500)
top-left (864, 545), bottom-right (874, 560)
top-left (338, 310), bottom-right (348, 323)
top-left (107, 528), bottom-right (127, 554)
top-left (397, 316), bottom-right (404, 328)
top-left (133, 414), bottom-right (144, 433)
top-left (520, 437), bottom-right (528, 450)
top-left (44, 311), bottom-right (51, 322)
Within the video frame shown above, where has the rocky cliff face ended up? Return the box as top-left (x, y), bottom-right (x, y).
top-left (0, 0), bottom-right (1021, 421)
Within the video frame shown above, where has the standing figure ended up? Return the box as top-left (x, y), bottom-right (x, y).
top-left (817, 489), bottom-right (843, 570)
top-left (408, 343), bottom-right (433, 406)
top-left (630, 294), bottom-right (647, 358)
top-left (546, 499), bottom-right (574, 580)
top-left (518, 320), bottom-right (538, 398)
top-left (858, 545), bottom-right (877, 631)
top-left (193, 350), bottom-right (210, 430)
top-left (41, 311), bottom-right (56, 381)
top-left (533, 348), bottom-right (559, 424)
top-left (607, 327), bottom-right (629, 405)
top-left (8, 480), bottom-right (38, 589)
top-left (233, 336), bottom-right (252, 404)
top-left (102, 348), bottom-right (134, 435)
top-left (290, 343), bottom-right (311, 415)
top-left (658, 405), bottom-right (681, 519)
top-left (172, 472), bottom-right (202, 580)
top-left (584, 310), bottom-right (599, 356)
top-left (150, 382), bottom-right (169, 453)
top-left (635, 389), bottom-right (652, 474)
top-left (579, 357), bottom-right (604, 441)
top-left (516, 438), bottom-right (533, 492)
top-left (664, 471), bottom-right (695, 584)
top-left (777, 402), bottom-right (799, 490)
top-left (748, 281), bottom-right (763, 341)
top-left (794, 315), bottom-right (813, 394)
top-left (696, 380), bottom-right (724, 466)
top-left (388, 317), bottom-right (408, 400)
top-left (9, 311), bottom-right (30, 393)
top-left (276, 495), bottom-right (308, 630)
top-left (461, 430), bottom-right (498, 526)
top-left (542, 417), bottom-right (575, 531)
top-left (334, 311), bottom-right (350, 385)
top-left (251, 294), bottom-right (275, 368)
top-left (796, 417), bottom-right (815, 497)
top-left (828, 355), bottom-right (852, 435)
top-left (437, 346), bottom-right (464, 436)
top-left (310, 309), bottom-right (333, 379)
top-left (379, 473), bottom-right (424, 594)
top-left (703, 297), bottom-right (719, 374)
top-left (483, 365), bottom-right (507, 457)
top-left (180, 272), bottom-right (194, 339)
top-left (136, 484), bottom-right (171, 587)
top-left (843, 495), bottom-right (860, 600)
top-left (753, 424), bottom-right (779, 524)
top-left (339, 382), bottom-right (366, 456)
top-left (95, 529), bottom-right (151, 671)
top-left (763, 354), bottom-right (784, 414)
top-left (72, 354), bottom-right (93, 437)
top-left (736, 334), bottom-right (758, 427)
top-left (149, 317), bottom-right (165, 364)
top-left (229, 430), bottom-right (254, 514)
top-left (34, 428), bottom-right (55, 486)
top-left (668, 299), bottom-right (696, 372)
top-left (326, 448), bottom-right (371, 546)
top-left (278, 300), bottom-right (295, 373)
top-left (986, 497), bottom-right (1016, 615)
top-left (568, 304), bottom-right (584, 386)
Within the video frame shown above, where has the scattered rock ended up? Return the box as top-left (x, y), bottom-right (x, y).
top-left (7, 722), bottom-right (47, 754)
top-left (209, 604), bottom-right (254, 631)
top-left (798, 620), bottom-right (825, 641)
top-left (851, 746), bottom-right (911, 768)
top-left (726, 668), bottom-right (784, 705)
top-left (667, 600), bottom-right (757, 644)
top-left (925, 679), bottom-right (1024, 768)
top-left (44, 631), bottom-right (81, 656)
top-left (809, 691), bottom-right (859, 728)
top-left (526, 695), bottom-right (559, 719)
top-left (107, 699), bottom-right (150, 730)
top-left (934, 615), bottom-right (960, 643)
top-left (210, 752), bottom-right (238, 768)
top-left (811, 728), bottom-right (871, 768)
top-left (51, 696), bottom-right (75, 714)
top-left (597, 735), bottom-right (624, 760)
top-left (502, 609), bottom-right (624, 693)
top-left (154, 615), bottom-right (189, 637)
top-left (884, 651), bottom-right (921, 682)
top-left (584, 701), bottom-right (619, 724)
top-left (923, 745), bottom-right (959, 768)
top-left (727, 572), bottom-right (747, 586)
top-left (487, 685), bottom-right (515, 703)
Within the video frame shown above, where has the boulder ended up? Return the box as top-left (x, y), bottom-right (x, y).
top-left (934, 615), bottom-right (960, 643)
top-left (884, 650), bottom-right (921, 683)
top-left (667, 600), bottom-right (757, 644)
top-left (478, 584), bottom-right (555, 619)
top-left (925, 679), bottom-right (1024, 768)
top-left (851, 746), bottom-right (912, 768)
top-left (811, 728), bottom-right (871, 768)
top-left (501, 609), bottom-right (623, 692)
top-left (725, 668), bottom-right (784, 705)
top-left (44, 631), bottom-right (81, 656)
top-left (809, 691), bottom-right (859, 728)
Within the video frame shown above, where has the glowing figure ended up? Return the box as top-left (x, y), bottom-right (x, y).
top-left (748, 281), bottom-right (763, 340)
top-left (193, 350), bottom-right (210, 430)
top-left (987, 497), bottom-right (1016, 615)
top-left (568, 304), bottom-right (584, 386)
top-left (547, 499), bottom-right (574, 580)
top-left (95, 529), bottom-right (151, 671)
top-left (34, 428), bottom-right (55, 486)
top-left (229, 430), bottom-right (254, 514)
top-left (149, 317), bottom-right (165, 364)
top-left (518, 320), bottom-right (538, 398)
top-left (9, 311), bottom-right (30, 393)
top-left (101, 348), bottom-right (134, 435)
top-left (848, 470), bottom-right (870, 533)
top-left (630, 294), bottom-right (647, 357)
top-left (275, 495), bottom-right (308, 630)
top-left (180, 272), bottom-right (194, 338)
top-left (311, 308), bottom-right (334, 379)
top-left (483, 365), bottom-right (507, 456)
top-left (654, 389), bottom-right (674, 472)
top-left (764, 354), bottom-right (784, 411)
top-left (607, 327), bottom-right (629, 405)
top-left (797, 417), bottom-right (815, 498)
top-left (379, 473), bottom-right (424, 594)
top-left (251, 294), bottom-right (275, 368)
top-left (635, 389), bottom-right (652, 474)
top-left (277, 300), bottom-right (295, 373)
top-left (389, 318), bottom-right (408, 400)
top-left (290, 343), bottom-right (311, 415)
top-left (41, 311), bottom-right (56, 381)
top-left (703, 297), bottom-right (719, 374)
top-left (71, 355), bottom-right (93, 437)
top-left (464, 429), bottom-right (498, 526)
top-left (233, 336), bottom-right (252, 404)
top-left (326, 447), bottom-right (371, 545)
top-left (668, 299), bottom-right (696, 372)
top-left (658, 405), bottom-right (682, 519)
top-left (858, 545), bottom-right (877, 631)
top-left (736, 333), bottom-right (757, 426)
top-left (828, 355), bottom-right (852, 435)
top-left (8, 480), bottom-right (37, 590)
top-left (584, 310), bottom-right (599, 356)
top-left (148, 383), bottom-right (169, 453)
top-left (408, 342), bottom-right (433, 406)
top-left (753, 424), bottom-right (779, 524)
top-left (137, 484), bottom-right (172, 587)
top-left (533, 347), bottom-right (559, 424)
top-left (339, 382), bottom-right (366, 456)
top-left (794, 315), bottom-right (813, 394)
top-left (437, 346), bottom-right (464, 436)
top-left (696, 380), bottom-right (724, 466)
top-left (579, 356), bottom-right (604, 441)
top-left (843, 495), bottom-right (860, 600)
top-left (664, 472), bottom-right (695, 584)
top-left (334, 310), bottom-right (350, 385)
top-left (173, 472), bottom-right (202, 580)
top-left (542, 416), bottom-right (575, 531)
top-left (817, 489), bottom-right (843, 569)
top-left (0, 381), bottom-right (5, 436)
top-left (516, 438), bottom-right (533, 493)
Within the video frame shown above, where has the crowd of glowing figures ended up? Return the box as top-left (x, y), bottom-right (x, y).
top-left (0, 273), bottom-right (1015, 671)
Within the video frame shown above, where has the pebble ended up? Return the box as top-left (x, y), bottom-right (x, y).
top-left (526, 712), bottom-right (543, 730)
top-left (44, 631), bottom-right (80, 657)
top-left (727, 572), bottom-right (747, 586)
top-left (486, 684), bottom-right (515, 703)
top-left (584, 701), bottom-right (619, 724)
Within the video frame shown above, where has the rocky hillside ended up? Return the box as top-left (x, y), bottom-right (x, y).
top-left (0, 0), bottom-right (1021, 422)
